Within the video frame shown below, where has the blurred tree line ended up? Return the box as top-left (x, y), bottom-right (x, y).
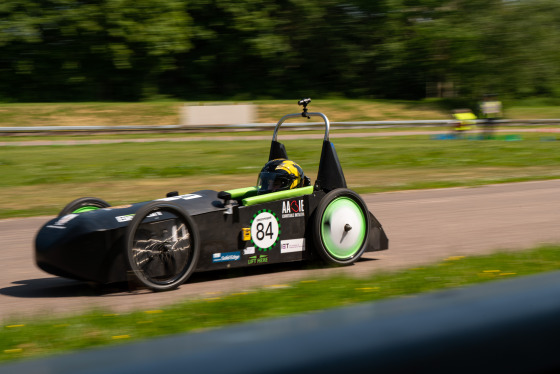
top-left (1, 0), bottom-right (559, 101)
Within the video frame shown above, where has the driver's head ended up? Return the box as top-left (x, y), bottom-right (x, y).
top-left (257, 159), bottom-right (306, 195)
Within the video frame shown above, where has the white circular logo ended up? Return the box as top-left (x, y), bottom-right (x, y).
top-left (250, 211), bottom-right (280, 251)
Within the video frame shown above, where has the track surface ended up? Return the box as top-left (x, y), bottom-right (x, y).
top-left (1, 180), bottom-right (560, 320)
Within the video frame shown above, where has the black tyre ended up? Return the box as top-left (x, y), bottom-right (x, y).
top-left (125, 202), bottom-right (199, 291)
top-left (313, 189), bottom-right (369, 265)
top-left (58, 197), bottom-right (111, 217)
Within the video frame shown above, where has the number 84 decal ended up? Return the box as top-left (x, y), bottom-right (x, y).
top-left (250, 210), bottom-right (281, 251)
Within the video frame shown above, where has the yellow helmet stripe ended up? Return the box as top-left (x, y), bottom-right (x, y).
top-left (277, 160), bottom-right (300, 189)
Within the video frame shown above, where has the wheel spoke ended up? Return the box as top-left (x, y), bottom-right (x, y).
top-left (126, 203), bottom-right (200, 291)
top-left (132, 217), bottom-right (192, 284)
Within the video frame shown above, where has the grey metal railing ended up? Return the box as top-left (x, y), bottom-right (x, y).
top-left (1, 119), bottom-right (559, 134)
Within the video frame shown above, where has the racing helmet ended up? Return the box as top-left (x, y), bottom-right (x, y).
top-left (257, 159), bottom-right (308, 194)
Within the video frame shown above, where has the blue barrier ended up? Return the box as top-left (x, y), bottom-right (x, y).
top-left (3, 270), bottom-right (560, 374)
top-left (431, 134), bottom-right (523, 141)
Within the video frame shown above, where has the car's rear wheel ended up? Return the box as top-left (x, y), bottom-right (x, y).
top-left (313, 189), bottom-right (369, 265)
top-left (125, 202), bottom-right (199, 291)
top-left (58, 197), bottom-right (111, 217)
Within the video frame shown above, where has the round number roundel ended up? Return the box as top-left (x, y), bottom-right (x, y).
top-left (250, 210), bottom-right (280, 251)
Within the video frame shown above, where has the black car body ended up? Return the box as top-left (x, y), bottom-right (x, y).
top-left (35, 100), bottom-right (388, 291)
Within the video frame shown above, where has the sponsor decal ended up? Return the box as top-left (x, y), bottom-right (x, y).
top-left (281, 199), bottom-right (305, 218)
top-left (115, 211), bottom-right (162, 223)
top-left (212, 251), bottom-right (241, 263)
top-left (250, 210), bottom-right (281, 251)
top-left (241, 228), bottom-right (251, 241)
top-left (243, 247), bottom-right (255, 255)
top-left (281, 238), bottom-right (306, 253)
top-left (46, 214), bottom-right (78, 229)
top-left (248, 255), bottom-right (268, 265)
top-left (116, 214), bottom-right (134, 223)
top-left (55, 214), bottom-right (78, 226)
top-left (116, 214), bottom-right (133, 223)
top-left (157, 194), bottom-right (202, 202)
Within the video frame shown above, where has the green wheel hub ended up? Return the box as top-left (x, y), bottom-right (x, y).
top-left (320, 197), bottom-right (366, 260)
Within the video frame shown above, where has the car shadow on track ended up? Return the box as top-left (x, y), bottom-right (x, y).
top-left (0, 258), bottom-right (377, 299)
top-left (0, 277), bottom-right (106, 298)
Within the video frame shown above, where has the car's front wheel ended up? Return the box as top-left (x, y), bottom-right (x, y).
top-left (313, 189), bottom-right (369, 265)
top-left (125, 202), bottom-right (200, 291)
top-left (58, 197), bottom-right (111, 217)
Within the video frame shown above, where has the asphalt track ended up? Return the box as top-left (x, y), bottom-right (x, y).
top-left (1, 179), bottom-right (560, 320)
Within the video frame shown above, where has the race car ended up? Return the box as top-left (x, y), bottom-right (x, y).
top-left (35, 99), bottom-right (388, 291)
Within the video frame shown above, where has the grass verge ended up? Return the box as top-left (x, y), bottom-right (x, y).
top-left (2, 244), bottom-right (560, 363)
top-left (2, 98), bottom-right (560, 129)
top-left (2, 133), bottom-right (560, 218)
top-left (0, 99), bottom-right (449, 128)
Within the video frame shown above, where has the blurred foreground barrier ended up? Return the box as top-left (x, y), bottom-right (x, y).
top-left (1, 119), bottom-right (560, 134)
top-left (3, 270), bottom-right (560, 373)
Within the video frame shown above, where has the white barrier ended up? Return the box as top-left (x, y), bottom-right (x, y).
top-left (180, 104), bottom-right (256, 126)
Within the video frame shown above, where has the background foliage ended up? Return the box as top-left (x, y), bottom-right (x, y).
top-left (1, 0), bottom-right (559, 101)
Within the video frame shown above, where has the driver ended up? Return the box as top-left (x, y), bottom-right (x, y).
top-left (257, 159), bottom-right (310, 195)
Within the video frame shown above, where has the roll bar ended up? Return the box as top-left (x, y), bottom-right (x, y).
top-left (268, 99), bottom-right (346, 192)
top-left (271, 98), bottom-right (330, 142)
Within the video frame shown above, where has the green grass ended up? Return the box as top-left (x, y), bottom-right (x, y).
top-left (0, 99), bottom-right (452, 128)
top-left (3, 135), bottom-right (555, 187)
top-left (0, 101), bottom-right (184, 127)
top-left (2, 98), bottom-right (560, 129)
top-left (2, 244), bottom-right (560, 363)
top-left (504, 98), bottom-right (560, 118)
top-left (2, 133), bottom-right (560, 218)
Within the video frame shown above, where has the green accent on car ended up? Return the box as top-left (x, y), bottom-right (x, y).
top-left (321, 197), bottom-right (366, 260)
top-left (242, 186), bottom-right (314, 206)
top-left (225, 186), bottom-right (259, 200)
top-left (72, 206), bottom-right (101, 214)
